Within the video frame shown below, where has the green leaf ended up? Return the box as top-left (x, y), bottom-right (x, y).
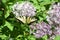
top-left (0, 11), bottom-right (3, 16)
top-left (52, 0), bottom-right (58, 2)
top-left (16, 35), bottom-right (23, 38)
top-left (31, 0), bottom-right (38, 4)
top-left (2, 0), bottom-right (9, 3)
top-left (38, 0), bottom-right (44, 2)
top-left (5, 6), bottom-right (12, 18)
top-left (0, 11), bottom-right (3, 15)
top-left (0, 26), bottom-right (5, 30)
top-left (25, 38), bottom-right (28, 40)
top-left (54, 35), bottom-right (60, 40)
top-left (0, 34), bottom-right (8, 39)
top-left (40, 6), bottom-right (46, 11)
top-left (5, 10), bottom-right (10, 18)
top-left (42, 35), bottom-right (47, 40)
top-left (35, 5), bottom-right (40, 9)
top-left (2, 0), bottom-right (7, 3)
top-left (28, 35), bottom-right (36, 40)
top-left (8, 2), bottom-right (13, 5)
top-left (4, 21), bottom-right (14, 31)
top-left (40, 0), bottom-right (51, 5)
top-left (16, 35), bottom-right (23, 40)
top-left (39, 17), bottom-right (43, 22)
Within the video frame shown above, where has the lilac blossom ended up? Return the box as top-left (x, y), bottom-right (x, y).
top-left (12, 1), bottom-right (36, 17)
top-left (29, 22), bottom-right (52, 38)
top-left (48, 35), bottom-right (55, 40)
top-left (46, 2), bottom-right (60, 35)
top-left (46, 3), bottom-right (60, 40)
top-left (53, 26), bottom-right (60, 35)
top-left (46, 3), bottom-right (60, 25)
top-left (48, 26), bottom-right (60, 40)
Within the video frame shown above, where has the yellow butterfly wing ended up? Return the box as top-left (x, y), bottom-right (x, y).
top-left (16, 16), bottom-right (36, 24)
top-left (16, 16), bottom-right (26, 23)
top-left (26, 17), bottom-right (36, 24)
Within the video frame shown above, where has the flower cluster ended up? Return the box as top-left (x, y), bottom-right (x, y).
top-left (29, 22), bottom-right (52, 38)
top-left (12, 1), bottom-right (36, 17)
top-left (46, 2), bottom-right (60, 40)
top-left (53, 26), bottom-right (60, 35)
top-left (46, 2), bottom-right (60, 25)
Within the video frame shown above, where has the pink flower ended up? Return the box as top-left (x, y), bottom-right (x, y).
top-left (29, 22), bottom-right (52, 38)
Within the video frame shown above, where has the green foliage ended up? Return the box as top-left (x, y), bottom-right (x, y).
top-left (2, 0), bottom-right (9, 3)
top-left (42, 35), bottom-right (47, 40)
top-left (54, 35), bottom-right (60, 40)
top-left (0, 34), bottom-right (8, 40)
top-left (0, 11), bottom-right (3, 15)
top-left (28, 35), bottom-right (36, 40)
top-left (4, 9), bottom-right (10, 18)
top-left (0, 0), bottom-right (59, 40)
top-left (4, 21), bottom-right (14, 31)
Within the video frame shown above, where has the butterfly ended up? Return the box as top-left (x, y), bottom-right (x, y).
top-left (16, 16), bottom-right (36, 24)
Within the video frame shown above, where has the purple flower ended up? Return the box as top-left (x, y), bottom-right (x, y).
top-left (48, 26), bottom-right (60, 40)
top-left (29, 22), bottom-right (52, 38)
top-left (12, 1), bottom-right (36, 17)
top-left (53, 26), bottom-right (60, 35)
top-left (46, 2), bottom-right (60, 25)
top-left (33, 30), bottom-right (45, 38)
